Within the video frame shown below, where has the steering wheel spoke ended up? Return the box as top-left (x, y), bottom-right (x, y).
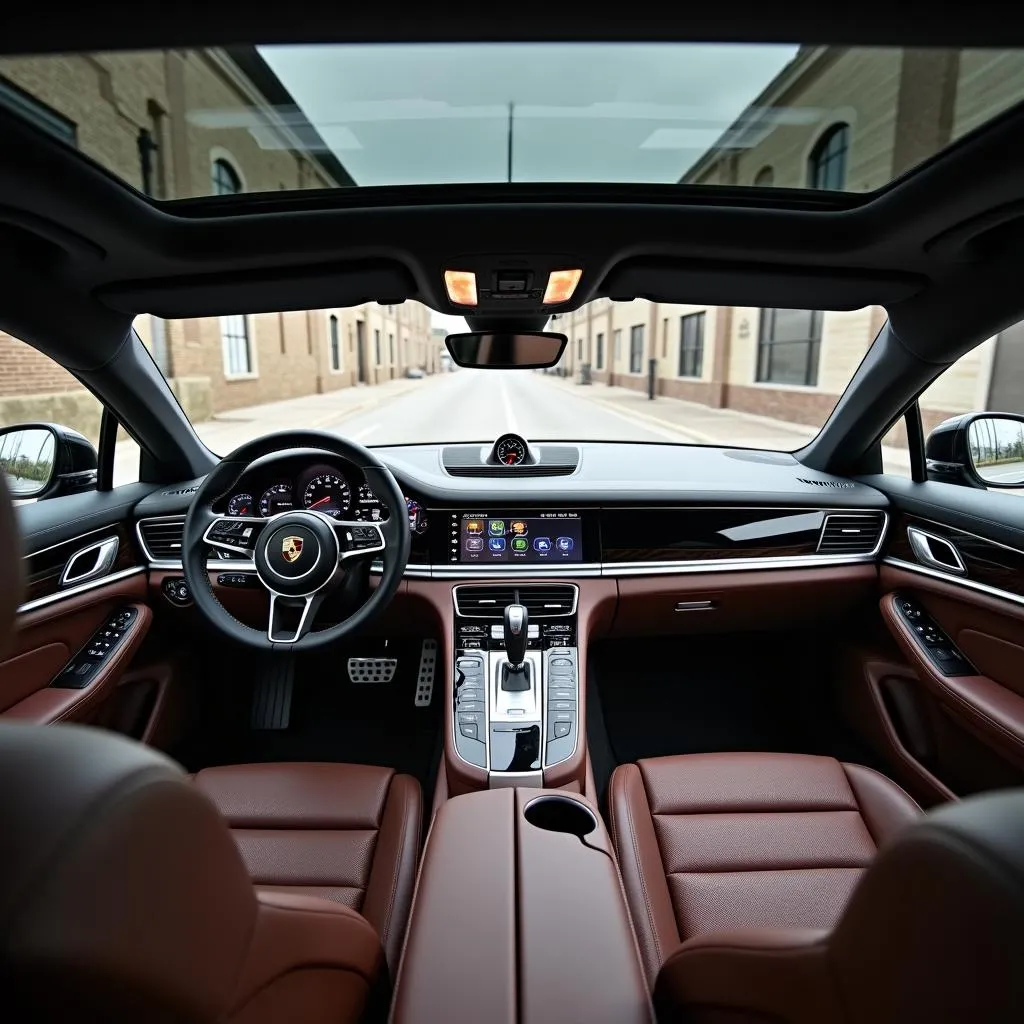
top-left (267, 592), bottom-right (324, 644)
top-left (203, 515), bottom-right (268, 558)
top-left (333, 519), bottom-right (387, 561)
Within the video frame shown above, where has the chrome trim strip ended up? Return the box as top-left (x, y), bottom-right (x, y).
top-left (897, 512), bottom-right (1024, 559)
top-left (883, 556), bottom-right (1024, 609)
top-left (434, 563), bottom-right (602, 579)
top-left (17, 567), bottom-right (146, 614)
top-left (906, 526), bottom-right (966, 575)
top-left (21, 524), bottom-right (115, 562)
top-left (453, 582), bottom-right (579, 619)
top-left (601, 552), bottom-right (879, 575)
top-left (817, 510), bottom-right (888, 554)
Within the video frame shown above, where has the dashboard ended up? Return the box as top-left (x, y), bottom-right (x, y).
top-left (211, 454), bottom-right (429, 534)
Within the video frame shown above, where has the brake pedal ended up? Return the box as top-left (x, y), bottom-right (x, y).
top-left (348, 657), bottom-right (398, 684)
top-left (415, 639), bottom-right (437, 707)
top-left (251, 655), bottom-right (294, 730)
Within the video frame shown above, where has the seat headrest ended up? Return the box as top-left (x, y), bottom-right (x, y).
top-left (0, 473), bottom-right (24, 657)
top-left (0, 722), bottom-right (258, 1021)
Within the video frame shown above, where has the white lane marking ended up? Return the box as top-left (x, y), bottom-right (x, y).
top-left (349, 423), bottom-right (379, 441)
top-left (499, 375), bottom-right (519, 435)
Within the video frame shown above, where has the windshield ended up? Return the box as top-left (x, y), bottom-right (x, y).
top-left (130, 300), bottom-right (881, 458)
top-left (3, 44), bottom-right (1024, 195)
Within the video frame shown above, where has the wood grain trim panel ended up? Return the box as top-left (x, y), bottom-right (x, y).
top-left (886, 511), bottom-right (1024, 601)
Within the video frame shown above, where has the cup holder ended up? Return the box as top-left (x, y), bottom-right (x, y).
top-left (523, 795), bottom-right (598, 838)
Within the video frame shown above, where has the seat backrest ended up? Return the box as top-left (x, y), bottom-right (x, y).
top-left (654, 788), bottom-right (1024, 1024)
top-left (0, 468), bottom-right (383, 1023)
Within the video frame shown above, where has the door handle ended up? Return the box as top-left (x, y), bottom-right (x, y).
top-left (906, 526), bottom-right (966, 576)
top-left (60, 536), bottom-right (120, 587)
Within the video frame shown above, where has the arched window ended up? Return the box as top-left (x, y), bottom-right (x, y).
top-left (211, 157), bottom-right (242, 196)
top-left (754, 166), bottom-right (774, 187)
top-left (808, 124), bottom-right (849, 190)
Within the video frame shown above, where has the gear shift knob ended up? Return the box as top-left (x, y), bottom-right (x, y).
top-left (503, 603), bottom-right (528, 667)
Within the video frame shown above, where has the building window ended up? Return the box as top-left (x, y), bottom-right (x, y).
top-left (0, 76), bottom-right (77, 146)
top-left (756, 308), bottom-right (823, 386)
top-left (595, 332), bottom-right (605, 369)
top-left (329, 314), bottom-right (341, 371)
top-left (211, 157), bottom-right (242, 195)
top-left (578, 338), bottom-right (584, 360)
top-left (754, 166), bottom-right (774, 187)
top-left (678, 312), bottom-right (705, 378)
top-left (375, 329), bottom-right (381, 364)
top-left (808, 124), bottom-right (849, 190)
top-left (389, 333), bottom-right (395, 364)
top-left (613, 329), bottom-right (622, 363)
top-left (220, 315), bottom-right (254, 377)
top-left (629, 325), bottom-right (645, 374)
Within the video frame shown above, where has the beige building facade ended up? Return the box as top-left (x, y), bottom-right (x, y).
top-left (0, 47), bottom-right (436, 433)
top-left (558, 46), bottom-right (1024, 432)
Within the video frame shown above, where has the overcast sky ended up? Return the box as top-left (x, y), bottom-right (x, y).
top-left (259, 43), bottom-right (799, 186)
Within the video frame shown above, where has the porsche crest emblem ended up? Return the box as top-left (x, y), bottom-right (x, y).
top-left (281, 535), bottom-right (304, 563)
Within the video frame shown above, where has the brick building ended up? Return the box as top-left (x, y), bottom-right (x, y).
top-left (556, 47), bottom-right (1024, 432)
top-left (0, 47), bottom-right (435, 434)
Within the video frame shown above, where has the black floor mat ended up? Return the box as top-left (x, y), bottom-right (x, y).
top-left (173, 636), bottom-right (443, 798)
top-left (589, 631), bottom-right (878, 802)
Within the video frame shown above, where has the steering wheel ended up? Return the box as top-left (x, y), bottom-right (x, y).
top-left (182, 431), bottom-right (410, 650)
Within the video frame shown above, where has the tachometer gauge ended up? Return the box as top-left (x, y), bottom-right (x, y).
top-left (495, 435), bottom-right (527, 466)
top-left (259, 482), bottom-right (293, 517)
top-left (227, 492), bottom-right (254, 517)
top-left (303, 473), bottom-right (352, 519)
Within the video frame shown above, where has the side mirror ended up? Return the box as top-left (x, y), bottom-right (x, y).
top-left (925, 412), bottom-right (1024, 489)
top-left (0, 423), bottom-right (98, 500)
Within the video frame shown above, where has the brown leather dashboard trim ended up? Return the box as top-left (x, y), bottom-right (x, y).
top-left (3, 601), bottom-right (152, 724)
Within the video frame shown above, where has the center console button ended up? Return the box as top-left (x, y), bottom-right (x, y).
top-left (456, 701), bottom-right (485, 714)
top-left (549, 700), bottom-right (576, 712)
top-left (552, 721), bottom-right (572, 738)
top-left (548, 688), bottom-right (576, 702)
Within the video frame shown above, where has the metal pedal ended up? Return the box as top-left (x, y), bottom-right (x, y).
top-left (414, 638), bottom-right (437, 706)
top-left (348, 657), bottom-right (398, 684)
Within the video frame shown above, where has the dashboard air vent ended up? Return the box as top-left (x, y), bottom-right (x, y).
top-left (442, 445), bottom-right (579, 477)
top-left (454, 584), bottom-right (577, 618)
top-left (817, 512), bottom-right (885, 555)
top-left (798, 477), bottom-right (854, 489)
top-left (138, 518), bottom-right (184, 560)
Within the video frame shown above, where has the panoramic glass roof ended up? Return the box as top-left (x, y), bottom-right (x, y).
top-left (1, 43), bottom-right (1023, 198)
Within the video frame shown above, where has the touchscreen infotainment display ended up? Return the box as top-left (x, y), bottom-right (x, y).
top-left (456, 512), bottom-right (583, 564)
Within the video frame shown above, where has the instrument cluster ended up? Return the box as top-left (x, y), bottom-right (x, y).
top-left (218, 458), bottom-right (429, 534)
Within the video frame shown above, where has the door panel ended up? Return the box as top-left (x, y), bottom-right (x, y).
top-left (4, 486), bottom-right (156, 725)
top-left (865, 475), bottom-right (1024, 794)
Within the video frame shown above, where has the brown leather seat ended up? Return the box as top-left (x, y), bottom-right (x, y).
top-left (611, 751), bottom-right (1024, 1023)
top-left (193, 761), bottom-right (421, 971)
top-left (609, 752), bottom-right (921, 984)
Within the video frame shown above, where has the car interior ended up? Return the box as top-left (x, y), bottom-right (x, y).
top-left (1, 6), bottom-right (1024, 1024)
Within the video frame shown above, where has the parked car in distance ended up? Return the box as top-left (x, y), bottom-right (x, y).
top-left (405, 366), bottom-right (425, 378)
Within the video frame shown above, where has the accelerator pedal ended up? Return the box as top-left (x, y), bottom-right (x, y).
top-left (414, 638), bottom-right (438, 707)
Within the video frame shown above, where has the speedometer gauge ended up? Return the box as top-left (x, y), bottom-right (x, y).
top-left (259, 483), bottom-right (293, 517)
top-left (496, 435), bottom-right (527, 466)
top-left (227, 492), bottom-right (254, 516)
top-left (303, 473), bottom-right (352, 518)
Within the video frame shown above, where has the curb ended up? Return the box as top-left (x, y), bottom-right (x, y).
top-left (307, 382), bottom-right (421, 429)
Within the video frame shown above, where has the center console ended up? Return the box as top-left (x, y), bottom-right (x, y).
top-left (451, 582), bottom-right (579, 783)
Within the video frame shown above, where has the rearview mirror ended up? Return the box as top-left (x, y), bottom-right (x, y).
top-left (0, 423), bottom-right (98, 500)
top-left (445, 331), bottom-right (567, 370)
top-left (925, 412), bottom-right (1024, 489)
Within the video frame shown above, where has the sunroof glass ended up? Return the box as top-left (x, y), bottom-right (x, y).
top-left (1, 43), bottom-right (1022, 198)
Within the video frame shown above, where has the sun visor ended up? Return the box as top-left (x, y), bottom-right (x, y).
top-left (97, 260), bottom-right (416, 318)
top-left (601, 259), bottom-right (924, 312)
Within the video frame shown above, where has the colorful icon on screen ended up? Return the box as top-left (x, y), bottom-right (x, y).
top-left (488, 519), bottom-right (505, 536)
top-left (466, 519), bottom-right (484, 534)
top-left (556, 536), bottom-right (574, 552)
top-left (489, 537), bottom-right (506, 552)
top-left (465, 537), bottom-right (484, 551)
top-left (533, 537), bottom-right (552, 552)
top-left (512, 536), bottom-right (529, 552)
top-left (511, 520), bottom-right (528, 536)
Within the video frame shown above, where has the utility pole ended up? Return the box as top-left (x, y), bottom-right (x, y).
top-left (507, 102), bottom-right (514, 183)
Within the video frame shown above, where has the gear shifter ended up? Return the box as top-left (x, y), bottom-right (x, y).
top-left (501, 603), bottom-right (531, 691)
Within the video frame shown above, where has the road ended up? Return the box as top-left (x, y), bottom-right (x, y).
top-left (316, 370), bottom-right (690, 447)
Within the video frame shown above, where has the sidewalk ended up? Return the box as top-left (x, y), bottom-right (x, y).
top-left (114, 376), bottom-right (422, 484)
top-left (541, 374), bottom-right (912, 473)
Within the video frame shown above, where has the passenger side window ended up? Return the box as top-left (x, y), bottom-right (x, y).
top-left (882, 324), bottom-right (1019, 481)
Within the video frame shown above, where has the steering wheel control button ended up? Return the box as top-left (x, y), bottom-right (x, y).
top-left (343, 524), bottom-right (384, 555)
top-left (206, 519), bottom-right (258, 552)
